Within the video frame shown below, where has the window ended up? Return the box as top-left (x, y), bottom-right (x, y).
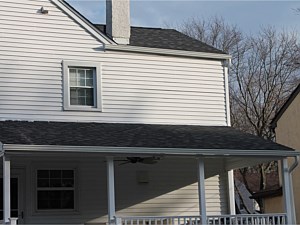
top-left (63, 61), bottom-right (101, 110)
top-left (36, 170), bottom-right (75, 210)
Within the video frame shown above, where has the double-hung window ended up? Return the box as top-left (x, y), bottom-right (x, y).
top-left (36, 169), bottom-right (75, 211)
top-left (63, 61), bottom-right (101, 110)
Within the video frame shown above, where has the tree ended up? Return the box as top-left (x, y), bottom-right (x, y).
top-left (179, 16), bottom-right (243, 53)
top-left (177, 17), bottom-right (300, 207)
top-left (231, 27), bottom-right (300, 139)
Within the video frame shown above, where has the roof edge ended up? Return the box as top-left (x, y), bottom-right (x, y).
top-left (50, 0), bottom-right (115, 45)
top-left (271, 83), bottom-right (300, 128)
top-left (105, 44), bottom-right (231, 60)
top-left (3, 144), bottom-right (298, 157)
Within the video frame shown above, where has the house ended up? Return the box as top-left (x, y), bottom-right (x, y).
top-left (0, 1), bottom-right (298, 225)
top-left (268, 83), bottom-right (300, 223)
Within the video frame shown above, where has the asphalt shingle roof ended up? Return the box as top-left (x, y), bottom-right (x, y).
top-left (94, 25), bottom-right (225, 54)
top-left (0, 121), bottom-right (292, 151)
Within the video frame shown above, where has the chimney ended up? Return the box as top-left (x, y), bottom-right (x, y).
top-left (106, 0), bottom-right (131, 45)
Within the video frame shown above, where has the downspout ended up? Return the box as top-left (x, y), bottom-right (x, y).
top-left (283, 156), bottom-right (299, 225)
top-left (289, 155), bottom-right (299, 173)
top-left (288, 155), bottom-right (299, 224)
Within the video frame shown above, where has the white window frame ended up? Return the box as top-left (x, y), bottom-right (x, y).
top-left (63, 60), bottom-right (102, 111)
top-left (35, 168), bottom-right (78, 213)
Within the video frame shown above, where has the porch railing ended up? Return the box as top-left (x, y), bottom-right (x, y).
top-left (207, 214), bottom-right (287, 225)
top-left (116, 213), bottom-right (287, 225)
top-left (116, 216), bottom-right (202, 225)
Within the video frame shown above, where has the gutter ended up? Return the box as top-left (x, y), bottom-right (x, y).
top-left (2, 144), bottom-right (299, 157)
top-left (105, 44), bottom-right (231, 60)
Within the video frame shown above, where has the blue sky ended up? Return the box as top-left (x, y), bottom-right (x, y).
top-left (67, 0), bottom-right (300, 34)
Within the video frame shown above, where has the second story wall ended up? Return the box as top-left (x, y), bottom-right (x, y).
top-left (0, 0), bottom-right (228, 126)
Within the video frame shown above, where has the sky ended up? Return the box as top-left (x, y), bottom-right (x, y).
top-left (66, 0), bottom-right (300, 34)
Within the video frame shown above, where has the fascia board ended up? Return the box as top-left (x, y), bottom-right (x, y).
top-left (51, 0), bottom-right (115, 45)
top-left (105, 44), bottom-right (232, 60)
top-left (3, 144), bottom-right (299, 157)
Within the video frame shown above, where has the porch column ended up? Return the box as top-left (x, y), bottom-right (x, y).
top-left (107, 157), bottom-right (116, 225)
top-left (281, 158), bottom-right (296, 225)
top-left (197, 158), bottom-right (207, 225)
top-left (3, 155), bottom-right (11, 223)
top-left (227, 170), bottom-right (236, 215)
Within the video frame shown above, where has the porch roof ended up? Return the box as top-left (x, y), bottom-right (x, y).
top-left (0, 121), bottom-right (297, 157)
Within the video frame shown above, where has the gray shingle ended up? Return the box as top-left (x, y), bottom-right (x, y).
top-left (0, 121), bottom-right (292, 151)
top-left (94, 25), bottom-right (225, 54)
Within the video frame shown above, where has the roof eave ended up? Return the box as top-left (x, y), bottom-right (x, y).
top-left (105, 44), bottom-right (231, 60)
top-left (3, 144), bottom-right (297, 157)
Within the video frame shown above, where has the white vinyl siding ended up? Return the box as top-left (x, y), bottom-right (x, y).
top-left (8, 156), bottom-right (228, 224)
top-left (0, 0), bottom-right (228, 126)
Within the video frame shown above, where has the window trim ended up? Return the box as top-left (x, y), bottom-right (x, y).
top-left (63, 60), bottom-right (102, 111)
top-left (35, 168), bottom-right (77, 213)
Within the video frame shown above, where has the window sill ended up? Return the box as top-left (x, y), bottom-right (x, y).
top-left (64, 106), bottom-right (102, 112)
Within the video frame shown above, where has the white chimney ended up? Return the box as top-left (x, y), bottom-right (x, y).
top-left (106, 0), bottom-right (131, 45)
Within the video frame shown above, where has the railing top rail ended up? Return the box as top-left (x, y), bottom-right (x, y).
top-left (207, 213), bottom-right (287, 217)
top-left (117, 213), bottom-right (287, 220)
top-left (117, 215), bottom-right (201, 219)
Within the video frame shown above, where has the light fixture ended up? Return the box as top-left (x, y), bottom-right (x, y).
top-left (40, 7), bottom-right (49, 14)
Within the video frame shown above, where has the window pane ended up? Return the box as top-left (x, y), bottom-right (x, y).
top-left (62, 179), bottom-right (74, 188)
top-left (78, 70), bottom-right (85, 86)
top-left (38, 179), bottom-right (50, 188)
top-left (70, 88), bottom-right (79, 105)
top-left (50, 179), bottom-right (62, 188)
top-left (62, 170), bottom-right (74, 178)
top-left (37, 170), bottom-right (75, 210)
top-left (61, 191), bottom-right (74, 209)
top-left (38, 170), bottom-right (49, 179)
top-left (69, 69), bottom-right (77, 86)
top-left (50, 170), bottom-right (61, 179)
top-left (86, 69), bottom-right (93, 79)
top-left (68, 67), bottom-right (96, 107)
top-left (85, 89), bottom-right (94, 106)
top-left (86, 78), bottom-right (94, 86)
top-left (70, 87), bottom-right (94, 106)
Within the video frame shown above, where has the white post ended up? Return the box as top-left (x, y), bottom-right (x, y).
top-left (227, 170), bottom-right (236, 215)
top-left (281, 158), bottom-right (296, 225)
top-left (3, 155), bottom-right (11, 223)
top-left (107, 157), bottom-right (116, 225)
top-left (197, 158), bottom-right (207, 225)
top-left (9, 218), bottom-right (18, 225)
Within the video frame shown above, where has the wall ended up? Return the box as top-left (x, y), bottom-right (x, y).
top-left (275, 93), bottom-right (300, 222)
top-left (2, 155), bottom-right (229, 224)
top-left (263, 196), bottom-right (283, 214)
top-left (0, 0), bottom-right (227, 126)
